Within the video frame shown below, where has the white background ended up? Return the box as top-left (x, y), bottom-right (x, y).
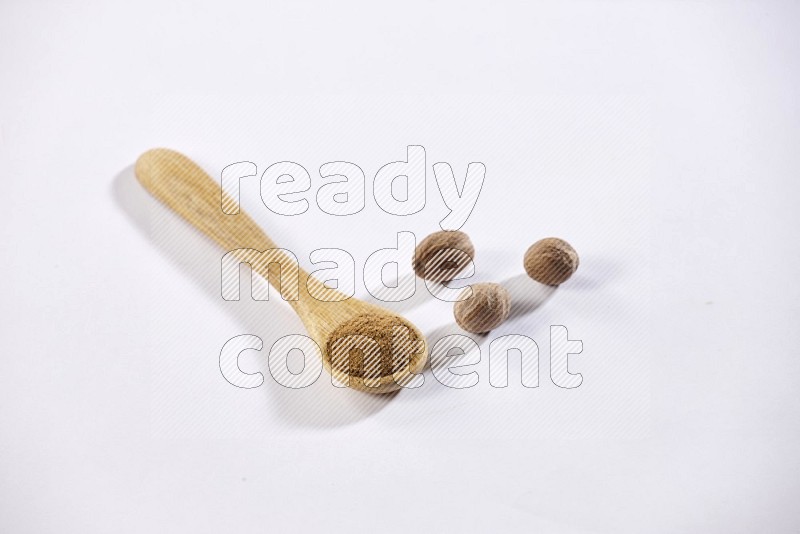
top-left (1, 1), bottom-right (798, 532)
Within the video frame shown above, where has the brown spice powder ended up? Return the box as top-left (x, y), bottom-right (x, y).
top-left (326, 313), bottom-right (423, 379)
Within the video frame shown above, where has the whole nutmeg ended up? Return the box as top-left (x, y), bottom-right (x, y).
top-left (523, 238), bottom-right (579, 286)
top-left (454, 282), bottom-right (511, 334)
top-left (413, 230), bottom-right (475, 282)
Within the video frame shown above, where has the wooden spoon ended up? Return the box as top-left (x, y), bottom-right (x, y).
top-left (135, 148), bottom-right (426, 393)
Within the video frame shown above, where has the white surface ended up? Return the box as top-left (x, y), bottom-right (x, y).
top-left (1, 1), bottom-right (798, 532)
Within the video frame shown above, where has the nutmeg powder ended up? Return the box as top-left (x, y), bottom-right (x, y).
top-left (326, 313), bottom-right (423, 379)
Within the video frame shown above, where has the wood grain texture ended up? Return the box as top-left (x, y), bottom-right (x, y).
top-left (135, 148), bottom-right (426, 393)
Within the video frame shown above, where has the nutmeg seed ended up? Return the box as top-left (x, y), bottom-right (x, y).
top-left (413, 230), bottom-right (475, 282)
top-left (453, 282), bottom-right (511, 334)
top-left (523, 238), bottom-right (579, 286)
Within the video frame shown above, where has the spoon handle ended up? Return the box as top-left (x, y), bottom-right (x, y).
top-left (135, 148), bottom-right (307, 302)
